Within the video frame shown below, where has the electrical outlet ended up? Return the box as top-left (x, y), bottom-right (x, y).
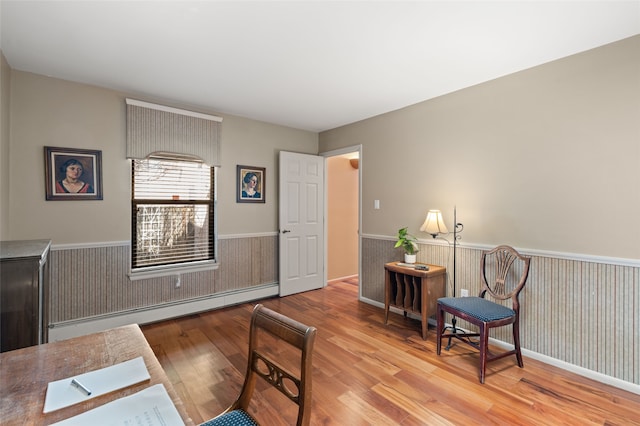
top-left (460, 289), bottom-right (469, 297)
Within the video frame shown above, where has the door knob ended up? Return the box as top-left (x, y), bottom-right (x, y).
top-left (282, 229), bottom-right (291, 233)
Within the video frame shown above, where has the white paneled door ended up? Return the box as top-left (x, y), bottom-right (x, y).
top-left (279, 151), bottom-right (325, 297)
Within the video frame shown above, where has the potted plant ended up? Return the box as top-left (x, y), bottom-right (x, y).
top-left (395, 226), bottom-right (419, 263)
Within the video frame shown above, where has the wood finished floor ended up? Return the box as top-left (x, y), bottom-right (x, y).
top-left (142, 278), bottom-right (640, 425)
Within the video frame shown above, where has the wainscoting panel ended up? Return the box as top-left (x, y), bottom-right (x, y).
top-left (215, 235), bottom-right (278, 293)
top-left (49, 235), bottom-right (278, 324)
top-left (361, 237), bottom-right (639, 386)
top-left (360, 238), bottom-right (398, 302)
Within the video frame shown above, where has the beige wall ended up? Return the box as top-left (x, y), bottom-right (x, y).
top-left (0, 51), bottom-right (10, 240)
top-left (3, 67), bottom-right (318, 340)
top-left (320, 35), bottom-right (640, 261)
top-left (6, 71), bottom-right (318, 244)
top-left (327, 156), bottom-right (358, 280)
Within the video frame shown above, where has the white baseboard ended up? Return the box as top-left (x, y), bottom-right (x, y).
top-left (359, 296), bottom-right (640, 396)
top-left (48, 284), bottom-right (279, 342)
top-left (328, 274), bottom-right (358, 284)
top-left (500, 341), bottom-right (640, 396)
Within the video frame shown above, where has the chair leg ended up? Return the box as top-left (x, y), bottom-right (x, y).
top-left (479, 324), bottom-right (489, 384)
top-left (436, 305), bottom-right (443, 355)
top-left (513, 321), bottom-right (524, 368)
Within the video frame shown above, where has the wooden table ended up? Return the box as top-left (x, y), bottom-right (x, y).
top-left (384, 262), bottom-right (446, 340)
top-left (0, 324), bottom-right (194, 425)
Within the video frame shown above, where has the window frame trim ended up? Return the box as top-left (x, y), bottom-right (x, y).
top-left (128, 259), bottom-right (219, 281)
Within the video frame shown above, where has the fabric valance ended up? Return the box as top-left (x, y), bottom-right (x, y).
top-left (126, 99), bottom-right (222, 167)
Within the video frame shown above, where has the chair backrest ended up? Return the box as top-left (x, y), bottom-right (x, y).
top-left (236, 304), bottom-right (317, 426)
top-left (480, 245), bottom-right (531, 310)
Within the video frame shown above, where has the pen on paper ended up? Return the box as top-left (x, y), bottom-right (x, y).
top-left (71, 378), bottom-right (92, 396)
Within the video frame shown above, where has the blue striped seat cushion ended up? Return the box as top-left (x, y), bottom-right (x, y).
top-left (200, 410), bottom-right (259, 426)
top-left (439, 297), bottom-right (514, 322)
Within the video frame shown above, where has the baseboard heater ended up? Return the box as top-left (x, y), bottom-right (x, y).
top-left (48, 283), bottom-right (279, 341)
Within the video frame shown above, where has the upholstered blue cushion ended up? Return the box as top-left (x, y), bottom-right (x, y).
top-left (439, 297), bottom-right (515, 322)
top-left (200, 410), bottom-right (259, 426)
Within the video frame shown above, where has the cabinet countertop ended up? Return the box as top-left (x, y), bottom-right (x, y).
top-left (0, 239), bottom-right (52, 261)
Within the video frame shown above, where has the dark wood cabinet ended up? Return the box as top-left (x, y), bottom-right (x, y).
top-left (1, 240), bottom-right (51, 352)
top-left (384, 262), bottom-right (446, 340)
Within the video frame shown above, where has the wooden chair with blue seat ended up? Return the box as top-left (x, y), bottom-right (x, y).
top-left (200, 304), bottom-right (317, 426)
top-left (436, 245), bottom-right (531, 383)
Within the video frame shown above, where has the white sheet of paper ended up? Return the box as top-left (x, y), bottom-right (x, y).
top-left (49, 384), bottom-right (185, 426)
top-left (43, 356), bottom-right (151, 413)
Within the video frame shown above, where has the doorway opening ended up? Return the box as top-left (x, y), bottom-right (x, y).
top-left (322, 145), bottom-right (362, 299)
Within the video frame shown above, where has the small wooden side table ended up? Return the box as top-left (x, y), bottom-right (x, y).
top-left (384, 262), bottom-right (446, 340)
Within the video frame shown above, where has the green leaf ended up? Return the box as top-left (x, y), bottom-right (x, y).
top-left (395, 226), bottom-right (419, 254)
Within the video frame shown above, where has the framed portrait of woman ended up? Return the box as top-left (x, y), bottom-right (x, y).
top-left (236, 165), bottom-right (265, 203)
top-left (44, 146), bottom-right (103, 201)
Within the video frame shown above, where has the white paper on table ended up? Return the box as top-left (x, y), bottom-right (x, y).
top-left (43, 356), bottom-right (151, 413)
top-left (50, 384), bottom-right (185, 426)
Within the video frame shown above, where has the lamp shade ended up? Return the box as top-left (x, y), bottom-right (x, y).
top-left (420, 210), bottom-right (448, 237)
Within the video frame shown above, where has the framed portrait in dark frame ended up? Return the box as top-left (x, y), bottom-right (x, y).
top-left (236, 165), bottom-right (265, 203)
top-left (44, 146), bottom-right (103, 201)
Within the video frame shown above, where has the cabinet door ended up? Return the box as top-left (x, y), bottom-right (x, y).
top-left (1, 259), bottom-right (41, 352)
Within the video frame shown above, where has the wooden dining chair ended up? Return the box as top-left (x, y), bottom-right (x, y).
top-left (200, 304), bottom-right (317, 426)
top-left (436, 245), bottom-right (531, 383)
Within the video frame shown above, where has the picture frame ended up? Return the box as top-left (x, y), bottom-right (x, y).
top-left (44, 146), bottom-right (103, 201)
top-left (236, 165), bottom-right (265, 203)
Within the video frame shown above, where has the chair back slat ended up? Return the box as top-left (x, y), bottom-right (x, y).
top-left (250, 351), bottom-right (302, 403)
top-left (253, 306), bottom-right (312, 349)
top-left (480, 245), bottom-right (531, 308)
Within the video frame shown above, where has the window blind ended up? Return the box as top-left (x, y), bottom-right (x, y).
top-left (132, 157), bottom-right (214, 269)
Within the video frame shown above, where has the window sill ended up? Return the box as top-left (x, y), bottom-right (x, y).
top-left (128, 260), bottom-right (218, 281)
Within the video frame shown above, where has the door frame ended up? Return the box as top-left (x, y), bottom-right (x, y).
top-left (320, 144), bottom-right (363, 299)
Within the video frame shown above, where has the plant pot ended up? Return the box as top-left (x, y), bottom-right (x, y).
top-left (404, 253), bottom-right (416, 264)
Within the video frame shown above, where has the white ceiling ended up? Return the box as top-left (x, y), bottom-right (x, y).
top-left (1, 1), bottom-right (639, 132)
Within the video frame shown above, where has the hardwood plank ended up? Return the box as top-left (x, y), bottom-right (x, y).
top-left (142, 279), bottom-right (640, 425)
top-left (337, 390), bottom-right (401, 425)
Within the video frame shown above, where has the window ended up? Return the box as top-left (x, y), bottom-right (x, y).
top-left (131, 155), bottom-right (215, 272)
top-left (125, 98), bottom-right (221, 278)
